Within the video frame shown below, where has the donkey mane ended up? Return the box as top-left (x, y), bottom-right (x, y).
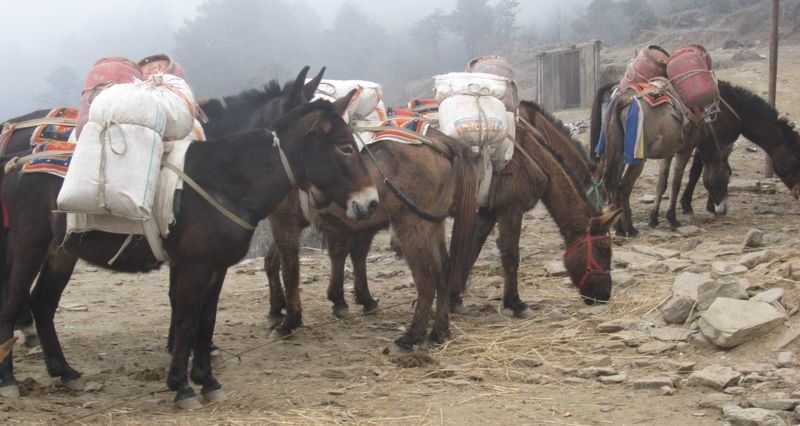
top-left (271, 98), bottom-right (339, 132)
top-left (520, 100), bottom-right (593, 162)
top-left (201, 80), bottom-right (284, 123)
top-left (719, 80), bottom-right (800, 148)
top-left (521, 121), bottom-right (594, 212)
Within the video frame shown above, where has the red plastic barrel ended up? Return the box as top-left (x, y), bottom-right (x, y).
top-left (671, 44), bottom-right (712, 70)
top-left (75, 57), bottom-right (142, 137)
top-left (666, 45), bottom-right (719, 117)
top-left (619, 45), bottom-right (670, 90)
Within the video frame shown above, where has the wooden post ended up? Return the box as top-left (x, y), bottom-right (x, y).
top-left (766, 0), bottom-right (779, 177)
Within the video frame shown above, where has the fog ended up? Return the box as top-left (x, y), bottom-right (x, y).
top-left (1, 0), bottom-right (594, 120)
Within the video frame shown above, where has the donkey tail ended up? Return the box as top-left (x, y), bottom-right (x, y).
top-left (443, 143), bottom-right (479, 301)
top-left (590, 81), bottom-right (617, 161)
top-left (600, 97), bottom-right (626, 192)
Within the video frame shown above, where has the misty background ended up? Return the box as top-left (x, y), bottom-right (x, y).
top-left (0, 0), bottom-right (751, 120)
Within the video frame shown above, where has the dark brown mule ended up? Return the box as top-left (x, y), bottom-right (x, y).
top-left (680, 80), bottom-right (800, 212)
top-left (0, 71), bottom-right (378, 408)
top-left (269, 128), bottom-right (479, 353)
top-left (448, 100), bottom-right (621, 317)
top-left (590, 82), bottom-right (731, 236)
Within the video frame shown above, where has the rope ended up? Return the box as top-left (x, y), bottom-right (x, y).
top-left (271, 131), bottom-right (297, 186)
top-left (57, 295), bottom-right (419, 425)
top-left (161, 161), bottom-right (256, 231)
top-left (354, 131), bottom-right (448, 222)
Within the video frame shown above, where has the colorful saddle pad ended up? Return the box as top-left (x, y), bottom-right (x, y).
top-left (21, 140), bottom-right (75, 177)
top-left (31, 107), bottom-right (78, 144)
top-left (372, 118), bottom-right (430, 144)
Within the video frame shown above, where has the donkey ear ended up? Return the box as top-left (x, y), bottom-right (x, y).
top-left (302, 67), bottom-right (325, 102)
top-left (288, 66), bottom-right (311, 104)
top-left (590, 206), bottom-right (622, 233)
top-left (332, 88), bottom-right (357, 116)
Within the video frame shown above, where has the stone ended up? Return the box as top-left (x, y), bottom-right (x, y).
top-left (698, 298), bottom-right (785, 348)
top-left (675, 225), bottom-right (701, 236)
top-left (631, 244), bottom-right (680, 259)
top-left (638, 194), bottom-right (656, 204)
top-left (711, 261), bottom-right (749, 277)
top-left (688, 365), bottom-right (742, 390)
top-left (722, 405), bottom-right (788, 426)
top-left (647, 326), bottom-right (691, 342)
top-left (597, 318), bottom-right (638, 333)
top-left (699, 392), bottom-right (735, 410)
top-left (632, 376), bottom-right (675, 390)
top-left (657, 360), bottom-right (697, 374)
top-left (598, 374), bottom-right (627, 384)
top-left (751, 288), bottom-right (786, 304)
top-left (543, 260), bottom-right (567, 276)
top-left (661, 296), bottom-right (695, 324)
top-left (743, 228), bottom-right (764, 248)
top-left (739, 249), bottom-right (780, 268)
top-left (776, 351), bottom-right (795, 369)
top-left (672, 272), bottom-right (714, 300)
top-left (696, 278), bottom-right (749, 311)
top-left (636, 341), bottom-right (676, 355)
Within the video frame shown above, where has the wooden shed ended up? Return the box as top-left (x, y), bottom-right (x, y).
top-left (536, 40), bottom-right (601, 111)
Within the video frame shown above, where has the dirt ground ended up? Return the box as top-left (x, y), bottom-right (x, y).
top-left (3, 39), bottom-right (800, 426)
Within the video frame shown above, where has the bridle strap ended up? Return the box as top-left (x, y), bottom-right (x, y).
top-left (272, 131), bottom-right (297, 186)
top-left (563, 225), bottom-right (610, 290)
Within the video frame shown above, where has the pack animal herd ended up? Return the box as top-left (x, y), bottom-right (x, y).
top-left (0, 44), bottom-right (799, 410)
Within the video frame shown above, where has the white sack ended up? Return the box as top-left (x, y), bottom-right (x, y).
top-left (57, 121), bottom-right (164, 221)
top-left (88, 82), bottom-right (166, 135)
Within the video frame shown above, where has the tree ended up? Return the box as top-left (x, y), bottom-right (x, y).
top-left (173, 0), bottom-right (322, 97)
top-left (318, 2), bottom-right (391, 79)
top-left (33, 66), bottom-right (82, 109)
top-left (449, 0), bottom-right (494, 58)
top-left (411, 9), bottom-right (448, 68)
top-left (492, 0), bottom-right (519, 46)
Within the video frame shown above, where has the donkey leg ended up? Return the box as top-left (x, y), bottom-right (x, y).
top-left (497, 211), bottom-right (533, 318)
top-left (649, 158), bottom-right (671, 228)
top-left (264, 242), bottom-right (286, 329)
top-left (681, 150), bottom-right (704, 214)
top-left (619, 165), bottom-right (644, 236)
top-left (450, 211), bottom-right (497, 315)
top-left (429, 236), bottom-right (451, 345)
top-left (385, 222), bottom-right (443, 352)
top-left (0, 230), bottom-right (53, 397)
top-left (351, 232), bottom-right (378, 314)
top-left (168, 263), bottom-right (212, 409)
top-left (190, 270), bottom-right (226, 403)
top-left (666, 149), bottom-right (692, 229)
top-left (0, 229), bottom-right (37, 349)
top-left (325, 232), bottom-right (352, 319)
top-left (270, 221), bottom-right (304, 338)
top-left (30, 255), bottom-right (83, 389)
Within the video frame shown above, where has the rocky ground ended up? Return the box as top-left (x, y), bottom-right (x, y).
top-left (3, 28), bottom-right (800, 426)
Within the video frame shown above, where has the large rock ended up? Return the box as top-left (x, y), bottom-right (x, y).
top-left (688, 365), bottom-right (742, 390)
top-left (696, 277), bottom-right (749, 311)
top-left (722, 405), bottom-right (787, 426)
top-left (698, 298), bottom-right (785, 348)
top-left (673, 272), bottom-right (714, 300)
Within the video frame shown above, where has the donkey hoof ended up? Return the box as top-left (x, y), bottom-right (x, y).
top-left (0, 384), bottom-right (20, 398)
top-left (514, 307), bottom-right (536, 319)
top-left (62, 377), bottom-right (85, 391)
top-left (268, 328), bottom-right (290, 342)
top-left (382, 343), bottom-right (411, 356)
top-left (361, 300), bottom-right (379, 315)
top-left (202, 388), bottom-right (226, 403)
top-left (333, 305), bottom-right (350, 319)
top-left (266, 314), bottom-right (284, 330)
top-left (175, 387), bottom-right (203, 410)
top-left (175, 395), bottom-right (203, 410)
top-left (450, 303), bottom-right (469, 315)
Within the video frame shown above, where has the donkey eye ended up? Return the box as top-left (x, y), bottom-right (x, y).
top-left (337, 144), bottom-right (355, 156)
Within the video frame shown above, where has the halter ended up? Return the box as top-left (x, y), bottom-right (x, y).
top-left (563, 225), bottom-right (611, 290)
top-left (585, 180), bottom-right (604, 211)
